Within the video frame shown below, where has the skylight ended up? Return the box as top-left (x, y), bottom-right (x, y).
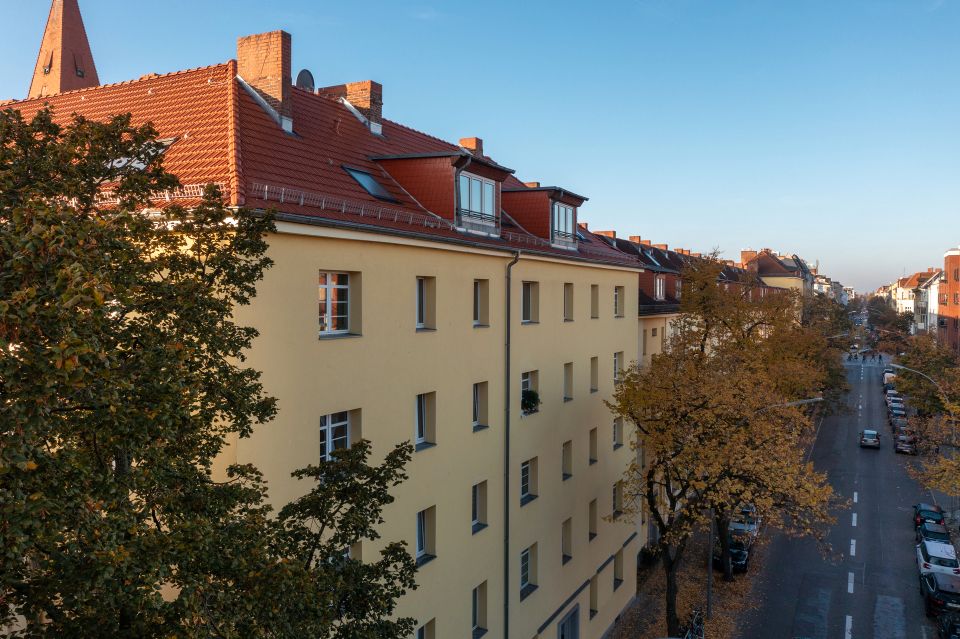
top-left (344, 167), bottom-right (398, 202)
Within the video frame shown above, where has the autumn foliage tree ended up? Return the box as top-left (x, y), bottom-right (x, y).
top-left (0, 108), bottom-right (416, 638)
top-left (609, 258), bottom-right (838, 636)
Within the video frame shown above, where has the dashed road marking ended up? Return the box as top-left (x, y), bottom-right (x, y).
top-left (853, 491), bottom-right (858, 503)
top-left (850, 539), bottom-right (856, 556)
top-left (845, 614), bottom-right (853, 639)
top-left (852, 513), bottom-right (857, 527)
top-left (848, 571), bottom-right (855, 594)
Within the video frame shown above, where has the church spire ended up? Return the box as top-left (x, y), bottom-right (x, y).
top-left (28, 0), bottom-right (100, 99)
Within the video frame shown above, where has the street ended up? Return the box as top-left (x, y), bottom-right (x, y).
top-left (742, 357), bottom-right (942, 638)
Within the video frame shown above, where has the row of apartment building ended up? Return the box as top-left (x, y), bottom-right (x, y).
top-left (876, 249), bottom-right (960, 351)
top-left (6, 4), bottom-right (846, 637)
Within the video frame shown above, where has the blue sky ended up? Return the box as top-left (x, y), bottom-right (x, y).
top-left (2, 0), bottom-right (959, 291)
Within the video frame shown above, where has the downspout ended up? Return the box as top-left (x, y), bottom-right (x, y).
top-left (504, 249), bottom-right (521, 639)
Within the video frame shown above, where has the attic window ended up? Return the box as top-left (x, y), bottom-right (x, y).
top-left (344, 167), bottom-right (398, 203)
top-left (552, 203), bottom-right (576, 248)
top-left (74, 54), bottom-right (85, 78)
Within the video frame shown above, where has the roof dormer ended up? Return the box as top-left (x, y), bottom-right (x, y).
top-left (501, 184), bottom-right (587, 250)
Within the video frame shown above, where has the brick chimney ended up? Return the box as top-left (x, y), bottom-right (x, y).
top-left (578, 222), bottom-right (589, 230)
top-left (640, 239), bottom-right (651, 246)
top-left (628, 235), bottom-right (642, 244)
top-left (317, 80), bottom-right (384, 134)
top-left (595, 230), bottom-right (616, 239)
top-left (524, 181), bottom-right (541, 188)
top-left (460, 137), bottom-right (484, 157)
top-left (238, 31), bottom-right (293, 133)
top-left (741, 249), bottom-right (758, 264)
top-left (654, 243), bottom-right (668, 250)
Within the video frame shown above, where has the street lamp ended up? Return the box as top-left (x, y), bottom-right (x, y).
top-left (706, 396), bottom-right (824, 619)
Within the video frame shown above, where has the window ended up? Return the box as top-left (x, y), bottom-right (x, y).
top-left (590, 284), bottom-right (599, 318)
top-left (415, 392), bottom-right (436, 450)
top-left (590, 356), bottom-right (599, 393)
top-left (642, 328), bottom-right (648, 357)
top-left (563, 362), bottom-right (574, 402)
top-left (563, 283), bottom-right (574, 321)
top-left (520, 458), bottom-right (538, 505)
top-left (416, 619), bottom-right (436, 639)
top-left (954, 268), bottom-right (959, 282)
top-left (613, 352), bottom-right (624, 383)
top-left (589, 575), bottom-right (599, 618)
top-left (458, 171), bottom-right (497, 227)
top-left (613, 549), bottom-right (624, 590)
top-left (676, 278), bottom-right (682, 300)
top-left (415, 276), bottom-right (436, 330)
top-left (614, 286), bottom-right (625, 317)
top-left (415, 506), bottom-right (436, 565)
top-left (318, 272), bottom-right (350, 335)
top-left (562, 440), bottom-right (573, 480)
top-left (552, 202), bottom-right (576, 246)
top-left (521, 370), bottom-right (540, 415)
top-left (520, 544), bottom-right (538, 599)
top-left (558, 608), bottom-right (579, 639)
top-left (561, 518), bottom-right (573, 564)
top-left (344, 166), bottom-right (398, 202)
top-left (613, 417), bottom-right (624, 450)
top-left (612, 482), bottom-right (623, 518)
top-left (472, 382), bottom-right (488, 431)
top-left (589, 428), bottom-right (598, 465)
top-left (473, 279), bottom-right (490, 326)
top-left (320, 411), bottom-right (350, 461)
top-left (472, 582), bottom-right (488, 636)
top-left (588, 499), bottom-right (598, 541)
top-left (472, 481), bottom-right (488, 533)
top-left (654, 275), bottom-right (666, 301)
top-left (522, 281), bottom-right (539, 323)
top-left (652, 327), bottom-right (658, 337)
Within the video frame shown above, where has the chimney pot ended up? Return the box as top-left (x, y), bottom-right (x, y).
top-left (238, 31), bottom-right (293, 132)
top-left (460, 137), bottom-right (484, 157)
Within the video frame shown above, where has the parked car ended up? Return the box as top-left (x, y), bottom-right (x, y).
top-left (916, 504), bottom-right (947, 527)
top-left (938, 613), bottom-right (960, 638)
top-left (730, 504), bottom-right (761, 540)
top-left (921, 572), bottom-right (960, 616)
top-left (919, 522), bottom-right (953, 544)
top-left (859, 430), bottom-right (881, 448)
top-left (917, 540), bottom-right (960, 577)
top-left (896, 436), bottom-right (918, 455)
top-left (712, 531), bottom-right (751, 573)
top-left (891, 418), bottom-right (909, 433)
top-left (890, 407), bottom-right (907, 419)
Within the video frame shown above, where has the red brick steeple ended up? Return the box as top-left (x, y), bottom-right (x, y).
top-left (28, 0), bottom-right (99, 98)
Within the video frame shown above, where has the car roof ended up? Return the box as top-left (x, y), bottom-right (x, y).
top-left (863, 429), bottom-right (878, 436)
top-left (918, 503), bottom-right (944, 512)
top-left (921, 522), bottom-right (949, 533)
top-left (923, 540), bottom-right (957, 559)
top-left (933, 573), bottom-right (960, 592)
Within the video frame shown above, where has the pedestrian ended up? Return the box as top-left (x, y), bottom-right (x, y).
top-left (878, 353), bottom-right (883, 364)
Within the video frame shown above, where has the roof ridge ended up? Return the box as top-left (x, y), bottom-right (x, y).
top-left (9, 61), bottom-right (232, 104)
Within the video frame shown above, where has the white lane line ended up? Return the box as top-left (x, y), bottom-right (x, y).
top-left (853, 491), bottom-right (858, 503)
top-left (848, 571), bottom-right (855, 593)
top-left (845, 614), bottom-right (853, 639)
top-left (852, 513), bottom-right (858, 527)
top-left (850, 539), bottom-right (856, 556)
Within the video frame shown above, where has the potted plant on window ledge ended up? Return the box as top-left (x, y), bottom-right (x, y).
top-left (521, 389), bottom-right (541, 416)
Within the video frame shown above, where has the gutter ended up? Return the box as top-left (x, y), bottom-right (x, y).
top-left (504, 250), bottom-right (521, 639)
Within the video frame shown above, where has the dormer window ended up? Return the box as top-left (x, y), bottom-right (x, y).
top-left (654, 275), bottom-right (666, 301)
top-left (457, 172), bottom-right (498, 235)
top-left (345, 167), bottom-right (398, 203)
top-left (552, 203), bottom-right (576, 248)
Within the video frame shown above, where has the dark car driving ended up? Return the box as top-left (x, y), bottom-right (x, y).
top-left (919, 522), bottom-right (953, 544)
top-left (916, 503), bottom-right (947, 527)
top-left (921, 572), bottom-right (960, 617)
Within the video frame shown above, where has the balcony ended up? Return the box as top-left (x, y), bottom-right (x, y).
top-left (639, 301), bottom-right (680, 317)
top-left (456, 209), bottom-right (499, 236)
top-left (551, 229), bottom-right (577, 250)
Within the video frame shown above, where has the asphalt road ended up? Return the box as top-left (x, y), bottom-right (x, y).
top-left (740, 357), bottom-right (943, 639)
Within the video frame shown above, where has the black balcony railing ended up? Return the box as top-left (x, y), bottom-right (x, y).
top-left (638, 302), bottom-right (680, 316)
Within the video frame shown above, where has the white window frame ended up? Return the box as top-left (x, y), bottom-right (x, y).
top-left (473, 280), bottom-right (481, 325)
top-left (521, 371), bottom-right (531, 394)
top-left (472, 383), bottom-right (480, 427)
top-left (552, 202), bottom-right (576, 245)
top-left (318, 271), bottom-right (350, 335)
top-left (614, 352), bottom-right (623, 383)
top-left (458, 171), bottom-right (498, 225)
top-left (654, 275), bottom-right (666, 301)
top-left (415, 393), bottom-right (428, 444)
top-left (522, 282), bottom-right (534, 322)
top-left (520, 461), bottom-right (531, 499)
top-left (614, 286), bottom-right (621, 316)
top-left (416, 509), bottom-right (427, 558)
top-left (416, 277), bottom-right (427, 329)
top-left (472, 484), bottom-right (480, 526)
top-left (520, 548), bottom-right (531, 589)
top-left (319, 411), bottom-right (350, 461)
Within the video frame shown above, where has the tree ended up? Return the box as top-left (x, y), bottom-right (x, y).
top-left (608, 258), bottom-right (837, 635)
top-left (0, 108), bottom-right (416, 637)
top-left (895, 334), bottom-right (958, 416)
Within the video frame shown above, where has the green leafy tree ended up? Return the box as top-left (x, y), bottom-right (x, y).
top-left (0, 108), bottom-right (415, 638)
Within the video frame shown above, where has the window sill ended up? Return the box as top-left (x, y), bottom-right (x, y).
top-left (589, 458), bottom-right (597, 466)
top-left (562, 472), bottom-right (572, 481)
top-left (614, 578), bottom-right (624, 591)
top-left (519, 583), bottom-right (538, 601)
top-left (590, 388), bottom-right (598, 394)
top-left (415, 327), bottom-right (437, 333)
top-left (473, 628), bottom-right (488, 639)
top-left (613, 510), bottom-right (623, 520)
top-left (472, 522), bottom-right (488, 535)
top-left (590, 315), bottom-right (599, 320)
top-left (590, 608), bottom-right (598, 620)
top-left (473, 323), bottom-right (490, 329)
top-left (521, 409), bottom-right (539, 418)
top-left (472, 423), bottom-right (489, 433)
top-left (613, 443), bottom-right (623, 451)
top-left (563, 397), bottom-right (573, 403)
top-left (318, 332), bottom-right (362, 341)
top-left (415, 441), bottom-right (436, 453)
top-left (563, 318), bottom-right (574, 323)
top-left (521, 320), bottom-right (539, 325)
top-left (562, 554), bottom-right (572, 565)
top-left (416, 553), bottom-right (436, 567)
top-left (520, 494), bottom-right (538, 507)
top-left (589, 532), bottom-right (597, 542)
top-left (614, 315), bottom-right (625, 319)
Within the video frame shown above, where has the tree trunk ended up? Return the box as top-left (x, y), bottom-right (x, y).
top-left (662, 546), bottom-right (682, 637)
top-left (717, 513), bottom-right (734, 582)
